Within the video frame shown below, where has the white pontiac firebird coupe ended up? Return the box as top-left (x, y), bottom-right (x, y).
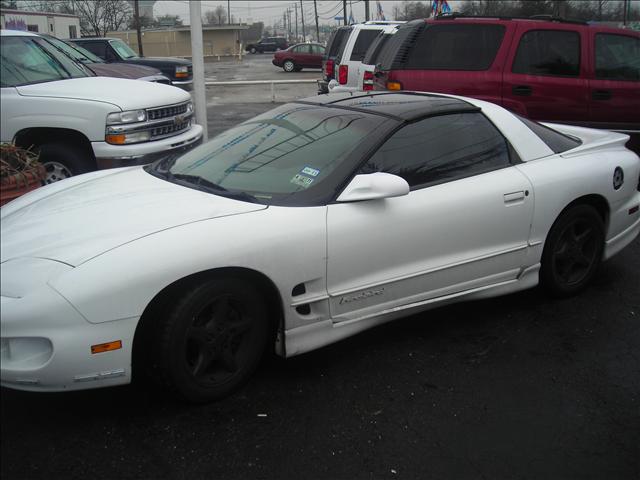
top-left (2, 92), bottom-right (639, 402)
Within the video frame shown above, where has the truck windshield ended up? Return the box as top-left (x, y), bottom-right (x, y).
top-left (150, 103), bottom-right (389, 206)
top-left (0, 36), bottom-right (88, 87)
top-left (109, 39), bottom-right (139, 59)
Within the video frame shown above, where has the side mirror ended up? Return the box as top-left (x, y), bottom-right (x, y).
top-left (337, 172), bottom-right (409, 202)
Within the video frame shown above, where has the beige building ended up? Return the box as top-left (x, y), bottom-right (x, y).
top-left (1, 9), bottom-right (80, 38)
top-left (108, 25), bottom-right (249, 58)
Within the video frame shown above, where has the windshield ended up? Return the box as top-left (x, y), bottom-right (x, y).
top-left (109, 39), bottom-right (139, 59)
top-left (0, 36), bottom-right (88, 87)
top-left (150, 103), bottom-right (390, 206)
top-left (44, 35), bottom-right (103, 64)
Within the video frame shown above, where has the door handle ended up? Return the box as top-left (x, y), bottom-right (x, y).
top-left (592, 89), bottom-right (612, 100)
top-left (512, 85), bottom-right (532, 96)
top-left (504, 191), bottom-right (526, 204)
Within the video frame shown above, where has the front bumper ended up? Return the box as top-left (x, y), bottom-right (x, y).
top-left (317, 80), bottom-right (329, 95)
top-left (93, 124), bottom-right (203, 170)
top-left (1, 287), bottom-right (138, 392)
top-left (172, 78), bottom-right (193, 91)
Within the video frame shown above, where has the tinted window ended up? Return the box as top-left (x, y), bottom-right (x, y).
top-left (406, 24), bottom-right (505, 71)
top-left (363, 32), bottom-right (391, 65)
top-left (517, 116), bottom-right (581, 153)
top-left (512, 30), bottom-right (580, 77)
top-left (350, 29), bottom-right (383, 62)
top-left (76, 41), bottom-right (106, 58)
top-left (327, 27), bottom-right (351, 58)
top-left (595, 33), bottom-right (640, 81)
top-left (377, 21), bottom-right (422, 70)
top-left (361, 113), bottom-right (510, 188)
top-left (159, 103), bottom-right (388, 205)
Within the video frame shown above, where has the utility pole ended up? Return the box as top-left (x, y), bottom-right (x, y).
top-left (343, 1), bottom-right (347, 25)
top-left (283, 11), bottom-right (287, 39)
top-left (294, 3), bottom-right (299, 41)
top-left (188, 0), bottom-right (208, 141)
top-left (288, 9), bottom-right (292, 38)
top-left (133, 0), bottom-right (144, 56)
top-left (314, 0), bottom-right (320, 42)
top-left (365, 0), bottom-right (370, 21)
top-left (300, 0), bottom-right (306, 41)
top-left (227, 0), bottom-right (231, 24)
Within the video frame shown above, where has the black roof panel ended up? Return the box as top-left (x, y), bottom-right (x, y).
top-left (297, 91), bottom-right (478, 121)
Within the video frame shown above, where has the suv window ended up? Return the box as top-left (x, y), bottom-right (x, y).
top-left (76, 41), bottom-right (106, 58)
top-left (595, 33), bottom-right (640, 81)
top-left (361, 113), bottom-right (510, 189)
top-left (109, 39), bottom-right (138, 59)
top-left (349, 29), bottom-right (383, 62)
top-left (516, 116), bottom-right (581, 153)
top-left (512, 29), bottom-right (580, 77)
top-left (326, 27), bottom-right (352, 58)
top-left (363, 32), bottom-right (392, 65)
top-left (406, 24), bottom-right (505, 71)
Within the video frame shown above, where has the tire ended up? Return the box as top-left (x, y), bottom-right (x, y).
top-left (250, 47), bottom-right (257, 54)
top-left (283, 60), bottom-right (296, 73)
top-left (155, 278), bottom-right (269, 402)
top-left (38, 143), bottom-right (92, 184)
top-left (294, 67), bottom-right (303, 72)
top-left (540, 204), bottom-right (605, 297)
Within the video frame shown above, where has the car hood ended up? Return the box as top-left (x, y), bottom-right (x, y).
top-left (15, 77), bottom-right (189, 110)
top-left (86, 62), bottom-right (163, 79)
top-left (130, 57), bottom-right (191, 66)
top-left (0, 167), bottom-right (266, 266)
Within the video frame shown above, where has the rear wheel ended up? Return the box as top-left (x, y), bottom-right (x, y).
top-left (283, 60), bottom-right (296, 73)
top-left (250, 47), bottom-right (257, 54)
top-left (38, 143), bottom-right (91, 184)
top-left (540, 205), bottom-right (605, 297)
top-left (155, 278), bottom-right (269, 402)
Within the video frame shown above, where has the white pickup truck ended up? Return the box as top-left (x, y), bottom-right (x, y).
top-left (0, 30), bottom-right (203, 183)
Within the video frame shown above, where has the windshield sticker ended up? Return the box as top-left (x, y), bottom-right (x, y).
top-left (301, 166), bottom-right (320, 177)
top-left (291, 174), bottom-right (314, 188)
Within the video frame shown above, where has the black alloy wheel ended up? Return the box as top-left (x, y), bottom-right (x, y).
top-left (157, 278), bottom-right (269, 402)
top-left (541, 205), bottom-right (605, 297)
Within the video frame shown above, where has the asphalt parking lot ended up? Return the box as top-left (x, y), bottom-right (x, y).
top-left (2, 54), bottom-right (640, 480)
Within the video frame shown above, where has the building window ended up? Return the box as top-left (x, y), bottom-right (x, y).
top-left (49, 23), bottom-right (54, 32)
top-left (69, 25), bottom-right (77, 39)
top-left (27, 24), bottom-right (39, 32)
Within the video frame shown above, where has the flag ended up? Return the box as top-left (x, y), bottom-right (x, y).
top-left (432, 0), bottom-right (451, 16)
top-left (376, 0), bottom-right (386, 21)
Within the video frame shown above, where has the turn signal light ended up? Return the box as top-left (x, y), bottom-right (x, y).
top-left (175, 71), bottom-right (188, 78)
top-left (386, 81), bottom-right (402, 91)
top-left (105, 134), bottom-right (126, 145)
top-left (338, 64), bottom-right (348, 85)
top-left (324, 59), bottom-right (334, 78)
top-left (363, 71), bottom-right (374, 91)
top-left (91, 340), bottom-right (122, 354)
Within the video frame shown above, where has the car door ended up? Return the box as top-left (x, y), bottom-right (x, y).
top-left (502, 24), bottom-right (589, 122)
top-left (298, 44), bottom-right (314, 67)
top-left (311, 45), bottom-right (325, 68)
top-left (326, 112), bottom-right (534, 323)
top-left (588, 30), bottom-right (640, 132)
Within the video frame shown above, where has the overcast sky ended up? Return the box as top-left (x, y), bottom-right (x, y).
top-left (153, 1), bottom-right (461, 26)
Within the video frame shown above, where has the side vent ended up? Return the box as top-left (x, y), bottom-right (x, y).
top-left (292, 283), bottom-right (310, 315)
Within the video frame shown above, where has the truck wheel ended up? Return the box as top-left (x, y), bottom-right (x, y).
top-left (39, 143), bottom-right (91, 184)
top-left (250, 47), bottom-right (257, 54)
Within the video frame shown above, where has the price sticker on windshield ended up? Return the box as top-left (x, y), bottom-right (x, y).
top-left (291, 174), bottom-right (314, 188)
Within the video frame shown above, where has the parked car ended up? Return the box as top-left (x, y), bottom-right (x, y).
top-left (272, 43), bottom-right (325, 72)
top-left (329, 21), bottom-right (404, 93)
top-left (70, 37), bottom-right (193, 90)
top-left (2, 91), bottom-right (638, 402)
top-left (0, 30), bottom-right (202, 184)
top-left (372, 15), bottom-right (640, 149)
top-left (245, 37), bottom-right (289, 54)
top-left (40, 34), bottom-right (171, 84)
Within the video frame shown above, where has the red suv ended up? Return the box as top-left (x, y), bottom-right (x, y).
top-left (373, 16), bottom-right (639, 148)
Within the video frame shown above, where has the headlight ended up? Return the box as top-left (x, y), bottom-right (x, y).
top-left (175, 65), bottom-right (189, 78)
top-left (107, 110), bottom-right (146, 125)
top-left (105, 128), bottom-right (151, 145)
top-left (186, 102), bottom-right (193, 113)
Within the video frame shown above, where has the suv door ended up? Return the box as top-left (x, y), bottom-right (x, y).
top-left (588, 30), bottom-right (640, 132)
top-left (503, 24), bottom-right (588, 122)
top-left (338, 28), bottom-right (383, 88)
top-left (326, 112), bottom-right (533, 323)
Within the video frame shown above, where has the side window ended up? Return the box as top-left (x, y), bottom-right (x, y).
top-left (512, 29), bottom-right (580, 77)
top-left (311, 45), bottom-right (325, 55)
top-left (516, 115), bottom-right (581, 153)
top-left (595, 33), bottom-right (639, 81)
top-left (406, 24), bottom-right (505, 71)
top-left (361, 113), bottom-right (511, 189)
top-left (79, 41), bottom-right (106, 59)
top-left (349, 29), bottom-right (382, 62)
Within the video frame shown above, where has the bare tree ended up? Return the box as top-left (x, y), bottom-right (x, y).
top-left (392, 1), bottom-right (432, 20)
top-left (204, 6), bottom-right (227, 25)
top-left (68, 0), bottom-right (132, 36)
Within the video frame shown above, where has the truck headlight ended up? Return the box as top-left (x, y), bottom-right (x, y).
top-left (105, 128), bottom-right (151, 145)
top-left (186, 102), bottom-right (193, 113)
top-left (175, 65), bottom-right (189, 78)
top-left (107, 110), bottom-right (147, 125)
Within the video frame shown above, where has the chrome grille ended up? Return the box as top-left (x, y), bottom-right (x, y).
top-left (147, 102), bottom-right (189, 121)
top-left (150, 120), bottom-right (190, 139)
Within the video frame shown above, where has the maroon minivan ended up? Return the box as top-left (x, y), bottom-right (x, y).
top-left (373, 16), bottom-right (639, 148)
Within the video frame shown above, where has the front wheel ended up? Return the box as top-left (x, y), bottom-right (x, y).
top-left (540, 205), bottom-right (605, 297)
top-left (250, 47), bottom-right (257, 54)
top-left (283, 60), bottom-right (295, 73)
top-left (39, 143), bottom-right (91, 184)
top-left (155, 278), bottom-right (269, 402)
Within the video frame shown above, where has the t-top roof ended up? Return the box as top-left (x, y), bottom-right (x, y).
top-left (297, 91), bottom-right (479, 121)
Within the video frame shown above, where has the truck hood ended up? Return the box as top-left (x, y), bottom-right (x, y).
top-left (15, 77), bottom-right (189, 110)
top-left (0, 167), bottom-right (266, 266)
top-left (87, 62), bottom-right (164, 79)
